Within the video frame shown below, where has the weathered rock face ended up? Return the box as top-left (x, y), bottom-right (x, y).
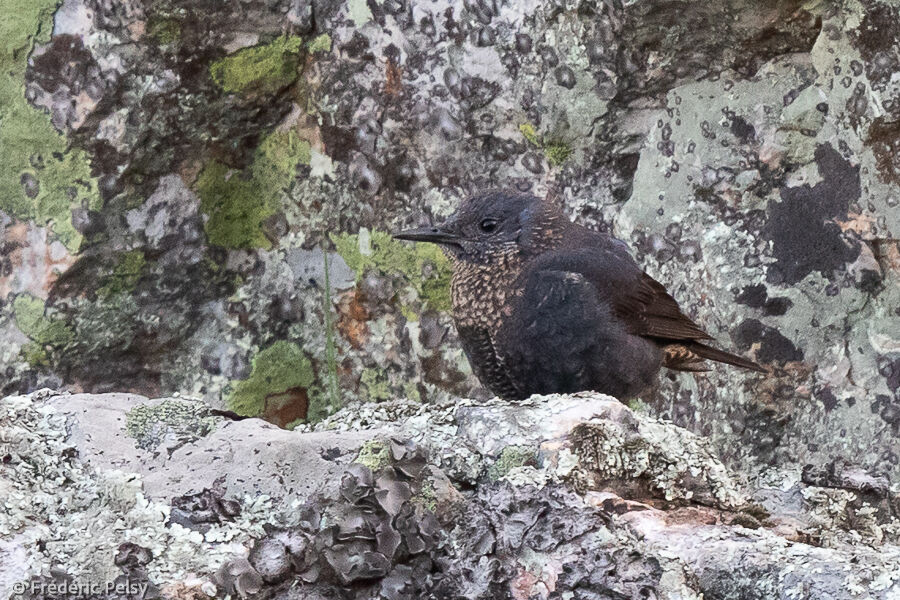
top-left (0, 0), bottom-right (898, 485)
top-left (4, 390), bottom-right (900, 599)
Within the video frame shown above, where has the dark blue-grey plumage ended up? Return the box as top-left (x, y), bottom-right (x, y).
top-left (394, 191), bottom-right (764, 401)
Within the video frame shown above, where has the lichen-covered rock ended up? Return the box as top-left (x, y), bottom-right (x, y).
top-left (0, 0), bottom-right (898, 516)
top-left (4, 389), bottom-right (900, 599)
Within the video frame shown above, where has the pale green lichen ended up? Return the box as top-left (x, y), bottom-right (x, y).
top-left (347, 0), bottom-right (373, 27)
top-left (332, 229), bottom-right (452, 312)
top-left (210, 36), bottom-right (304, 95)
top-left (487, 445), bottom-right (536, 481)
top-left (197, 130), bottom-right (311, 249)
top-left (361, 367), bottom-right (392, 402)
top-left (0, 0), bottom-right (101, 251)
top-left (12, 293), bottom-right (74, 348)
top-left (354, 439), bottom-right (392, 471)
top-left (97, 250), bottom-right (146, 298)
top-left (307, 34), bottom-right (332, 53)
top-left (226, 341), bottom-right (315, 417)
top-left (125, 399), bottom-right (218, 451)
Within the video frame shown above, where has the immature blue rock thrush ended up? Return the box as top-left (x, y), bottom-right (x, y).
top-left (394, 191), bottom-right (764, 400)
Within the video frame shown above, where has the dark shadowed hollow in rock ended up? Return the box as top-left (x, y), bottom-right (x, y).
top-left (1, 0), bottom-right (900, 597)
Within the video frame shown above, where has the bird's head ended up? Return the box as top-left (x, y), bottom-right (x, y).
top-left (393, 191), bottom-right (560, 264)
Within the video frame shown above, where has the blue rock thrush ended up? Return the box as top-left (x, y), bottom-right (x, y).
top-left (394, 191), bottom-right (765, 400)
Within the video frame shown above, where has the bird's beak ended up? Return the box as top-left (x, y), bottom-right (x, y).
top-left (392, 226), bottom-right (460, 246)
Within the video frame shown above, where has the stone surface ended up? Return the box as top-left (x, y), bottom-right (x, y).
top-left (0, 0), bottom-right (898, 506)
top-left (3, 389), bottom-right (900, 599)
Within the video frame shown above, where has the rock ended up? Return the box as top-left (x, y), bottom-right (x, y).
top-left (1, 0), bottom-right (899, 582)
top-left (3, 389), bottom-right (900, 599)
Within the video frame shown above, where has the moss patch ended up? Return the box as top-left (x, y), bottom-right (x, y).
top-left (0, 0), bottom-right (101, 252)
top-left (210, 36), bottom-right (304, 96)
top-left (12, 293), bottom-right (74, 347)
top-left (20, 341), bottom-right (49, 367)
top-left (544, 142), bottom-right (573, 166)
top-left (227, 340), bottom-right (315, 417)
top-left (97, 250), bottom-right (146, 298)
top-left (519, 123), bottom-right (540, 147)
top-left (307, 34), bottom-right (332, 54)
top-left (361, 367), bottom-right (392, 402)
top-left (332, 229), bottom-right (452, 312)
top-left (147, 15), bottom-right (181, 45)
top-left (197, 130), bottom-right (311, 249)
top-left (518, 122), bottom-right (572, 167)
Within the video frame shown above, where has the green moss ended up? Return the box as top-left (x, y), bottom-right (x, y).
top-left (147, 16), bottom-right (181, 45)
top-left (487, 445), bottom-right (536, 481)
top-left (12, 294), bottom-right (74, 347)
top-left (307, 34), bottom-right (332, 53)
top-left (227, 341), bottom-right (315, 417)
top-left (210, 36), bottom-right (304, 95)
top-left (519, 122), bottom-right (572, 166)
top-left (332, 229), bottom-right (453, 311)
top-left (626, 398), bottom-right (650, 414)
top-left (403, 382), bottom-right (421, 403)
top-left (126, 399), bottom-right (218, 451)
top-left (98, 250), bottom-right (146, 298)
top-left (518, 123), bottom-right (540, 147)
top-left (197, 130), bottom-right (310, 249)
top-left (0, 0), bottom-right (101, 252)
top-left (361, 367), bottom-right (392, 402)
top-left (255, 130), bottom-right (311, 180)
top-left (544, 142), bottom-right (573, 166)
top-left (354, 440), bottom-right (392, 471)
top-left (20, 341), bottom-right (49, 367)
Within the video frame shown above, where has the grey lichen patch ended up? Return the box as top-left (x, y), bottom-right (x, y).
top-left (569, 412), bottom-right (744, 509)
top-left (486, 445), bottom-right (537, 481)
top-left (125, 399), bottom-right (219, 451)
top-left (0, 392), bottom-right (275, 588)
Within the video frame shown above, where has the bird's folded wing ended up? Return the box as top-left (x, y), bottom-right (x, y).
top-left (524, 246), bottom-right (712, 342)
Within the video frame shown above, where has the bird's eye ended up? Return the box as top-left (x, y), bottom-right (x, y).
top-left (480, 218), bottom-right (498, 233)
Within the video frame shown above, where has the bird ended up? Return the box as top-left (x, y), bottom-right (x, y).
top-left (393, 190), bottom-right (765, 401)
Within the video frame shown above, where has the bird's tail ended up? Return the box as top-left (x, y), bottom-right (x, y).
top-left (663, 342), bottom-right (767, 373)
top-left (685, 341), bottom-right (767, 372)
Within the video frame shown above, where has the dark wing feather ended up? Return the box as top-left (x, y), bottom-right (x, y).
top-left (618, 273), bottom-right (713, 341)
top-left (526, 243), bottom-right (712, 343)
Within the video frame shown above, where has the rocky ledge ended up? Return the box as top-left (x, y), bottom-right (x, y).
top-left (2, 390), bottom-right (900, 599)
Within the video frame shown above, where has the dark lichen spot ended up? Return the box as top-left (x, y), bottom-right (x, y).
top-left (817, 387), bottom-right (838, 412)
top-left (732, 318), bottom-right (803, 364)
top-left (872, 394), bottom-right (900, 432)
top-left (761, 144), bottom-right (861, 284)
top-left (729, 115), bottom-right (755, 142)
top-left (734, 284), bottom-right (793, 316)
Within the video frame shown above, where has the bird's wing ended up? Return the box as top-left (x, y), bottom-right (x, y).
top-left (499, 265), bottom-right (662, 397)
top-left (525, 245), bottom-right (712, 342)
